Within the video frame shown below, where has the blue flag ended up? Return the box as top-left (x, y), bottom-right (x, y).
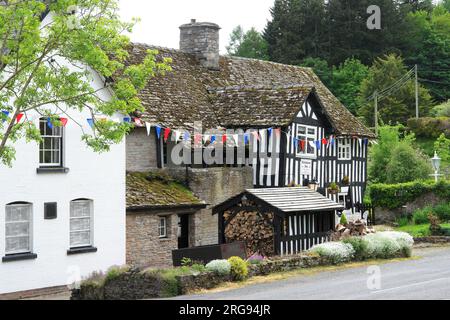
top-left (1, 110), bottom-right (9, 122)
top-left (268, 128), bottom-right (273, 137)
top-left (244, 134), bottom-right (249, 145)
top-left (184, 132), bottom-right (190, 141)
top-left (87, 118), bottom-right (94, 129)
top-left (210, 135), bottom-right (216, 144)
top-left (156, 126), bottom-right (162, 139)
top-left (47, 117), bottom-right (53, 129)
top-left (315, 140), bottom-right (321, 150)
top-left (123, 117), bottom-right (131, 123)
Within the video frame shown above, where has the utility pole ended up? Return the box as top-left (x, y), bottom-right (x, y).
top-left (415, 64), bottom-right (419, 119)
top-left (374, 90), bottom-right (379, 136)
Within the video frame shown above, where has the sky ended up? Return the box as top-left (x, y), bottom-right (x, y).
top-left (118, 0), bottom-right (274, 53)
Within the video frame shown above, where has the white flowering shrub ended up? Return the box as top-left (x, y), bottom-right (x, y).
top-left (205, 259), bottom-right (231, 276)
top-left (365, 231), bottom-right (414, 259)
top-left (310, 242), bottom-right (355, 264)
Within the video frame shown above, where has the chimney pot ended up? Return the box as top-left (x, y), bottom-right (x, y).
top-left (179, 20), bottom-right (221, 71)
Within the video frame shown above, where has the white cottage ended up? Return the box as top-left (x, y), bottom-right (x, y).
top-left (0, 12), bottom-right (126, 297)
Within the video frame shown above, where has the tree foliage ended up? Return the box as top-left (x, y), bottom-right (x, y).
top-left (369, 125), bottom-right (432, 183)
top-left (358, 54), bottom-right (432, 126)
top-left (226, 26), bottom-right (268, 60)
top-left (0, 0), bottom-right (171, 166)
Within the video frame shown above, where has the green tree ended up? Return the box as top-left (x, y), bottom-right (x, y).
top-left (226, 26), bottom-right (269, 60)
top-left (369, 125), bottom-right (432, 183)
top-left (434, 133), bottom-right (450, 170)
top-left (385, 142), bottom-right (432, 183)
top-left (431, 100), bottom-right (450, 117)
top-left (0, 0), bottom-right (171, 166)
top-left (401, 6), bottom-right (450, 103)
top-left (332, 59), bottom-right (369, 115)
top-left (264, 0), bottom-right (327, 65)
top-left (300, 57), bottom-right (333, 88)
top-left (358, 54), bottom-right (433, 126)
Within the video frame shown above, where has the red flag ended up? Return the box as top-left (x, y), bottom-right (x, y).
top-left (322, 138), bottom-right (328, 145)
top-left (164, 128), bottom-right (171, 142)
top-left (16, 113), bottom-right (24, 123)
top-left (60, 118), bottom-right (68, 127)
top-left (300, 140), bottom-right (305, 151)
top-left (194, 134), bottom-right (202, 145)
top-left (222, 134), bottom-right (227, 144)
top-left (252, 131), bottom-right (260, 141)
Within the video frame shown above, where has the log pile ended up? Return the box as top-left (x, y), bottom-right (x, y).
top-left (331, 219), bottom-right (375, 241)
top-left (224, 209), bottom-right (275, 257)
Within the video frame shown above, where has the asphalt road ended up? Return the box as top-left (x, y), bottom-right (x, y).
top-left (174, 246), bottom-right (450, 300)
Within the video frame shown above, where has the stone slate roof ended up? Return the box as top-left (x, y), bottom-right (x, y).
top-left (126, 172), bottom-right (205, 210)
top-left (127, 43), bottom-right (376, 138)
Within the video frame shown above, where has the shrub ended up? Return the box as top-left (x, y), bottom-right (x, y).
top-left (247, 253), bottom-right (265, 265)
top-left (343, 237), bottom-right (369, 261)
top-left (105, 265), bottom-right (130, 282)
top-left (205, 260), bottom-right (231, 276)
top-left (228, 256), bottom-right (248, 281)
top-left (340, 213), bottom-right (348, 225)
top-left (370, 180), bottom-right (450, 209)
top-left (310, 242), bottom-right (355, 264)
top-left (413, 207), bottom-right (432, 225)
top-left (433, 202), bottom-right (450, 222)
top-left (396, 216), bottom-right (410, 227)
top-left (407, 117), bottom-right (450, 139)
top-left (191, 263), bottom-right (206, 274)
top-left (365, 232), bottom-right (413, 259)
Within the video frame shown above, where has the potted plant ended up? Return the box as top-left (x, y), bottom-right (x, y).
top-left (328, 182), bottom-right (340, 195)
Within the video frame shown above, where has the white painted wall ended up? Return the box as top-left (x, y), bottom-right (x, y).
top-left (0, 13), bottom-right (126, 295)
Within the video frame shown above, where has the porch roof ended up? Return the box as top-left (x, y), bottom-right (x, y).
top-left (246, 187), bottom-right (344, 213)
top-left (213, 187), bottom-right (344, 215)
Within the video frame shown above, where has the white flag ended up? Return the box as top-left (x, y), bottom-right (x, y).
top-left (232, 134), bottom-right (239, 147)
top-left (145, 122), bottom-right (151, 136)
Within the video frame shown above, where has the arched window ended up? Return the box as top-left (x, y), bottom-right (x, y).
top-left (5, 202), bottom-right (33, 255)
top-left (70, 199), bottom-right (93, 248)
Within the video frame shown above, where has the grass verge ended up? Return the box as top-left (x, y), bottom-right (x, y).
top-left (395, 223), bottom-right (450, 237)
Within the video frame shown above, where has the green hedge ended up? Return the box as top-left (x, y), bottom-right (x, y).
top-left (407, 117), bottom-right (450, 139)
top-left (370, 180), bottom-right (450, 209)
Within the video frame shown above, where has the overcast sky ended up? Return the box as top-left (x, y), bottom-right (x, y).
top-left (118, 0), bottom-right (274, 53)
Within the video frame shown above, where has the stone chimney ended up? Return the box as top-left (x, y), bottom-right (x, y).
top-left (179, 19), bottom-right (221, 70)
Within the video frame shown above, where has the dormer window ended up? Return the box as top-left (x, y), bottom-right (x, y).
top-left (39, 118), bottom-right (64, 167)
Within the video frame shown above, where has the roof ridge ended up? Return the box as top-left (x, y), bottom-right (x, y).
top-left (207, 83), bottom-right (315, 92)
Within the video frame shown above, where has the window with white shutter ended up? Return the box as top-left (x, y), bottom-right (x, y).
top-left (5, 203), bottom-right (32, 255)
top-left (70, 199), bottom-right (93, 248)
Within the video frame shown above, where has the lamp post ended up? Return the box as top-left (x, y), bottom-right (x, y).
top-left (430, 151), bottom-right (442, 183)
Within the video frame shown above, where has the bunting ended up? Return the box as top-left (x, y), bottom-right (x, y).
top-left (47, 117), bottom-right (53, 130)
top-left (16, 113), bottom-right (24, 123)
top-left (60, 118), bottom-right (68, 127)
top-left (145, 122), bottom-right (152, 136)
top-left (163, 128), bottom-right (171, 142)
top-left (156, 126), bottom-right (162, 139)
top-left (87, 118), bottom-right (94, 129)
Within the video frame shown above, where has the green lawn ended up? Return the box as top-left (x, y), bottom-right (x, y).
top-left (396, 224), bottom-right (450, 237)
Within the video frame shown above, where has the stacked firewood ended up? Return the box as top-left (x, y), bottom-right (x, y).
top-left (224, 210), bottom-right (275, 257)
top-left (331, 219), bottom-right (376, 241)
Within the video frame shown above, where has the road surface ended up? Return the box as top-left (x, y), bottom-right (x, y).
top-left (174, 246), bottom-right (450, 300)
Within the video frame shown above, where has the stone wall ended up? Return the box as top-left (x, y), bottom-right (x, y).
top-left (126, 128), bottom-right (159, 172)
top-left (375, 192), bottom-right (447, 224)
top-left (165, 167), bottom-right (253, 246)
top-left (126, 211), bottom-right (178, 268)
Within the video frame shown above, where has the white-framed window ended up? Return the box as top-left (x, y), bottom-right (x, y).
top-left (70, 199), bottom-right (93, 248)
top-left (296, 125), bottom-right (317, 157)
top-left (5, 203), bottom-right (33, 255)
top-left (159, 217), bottom-right (167, 238)
top-left (338, 138), bottom-right (352, 160)
top-left (39, 118), bottom-right (63, 167)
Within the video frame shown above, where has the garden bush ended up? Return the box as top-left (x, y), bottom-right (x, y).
top-left (370, 180), bottom-right (450, 209)
top-left (310, 242), bottom-right (355, 264)
top-left (205, 260), bottom-right (231, 276)
top-left (396, 216), bottom-right (410, 227)
top-left (433, 202), bottom-right (450, 222)
top-left (413, 207), bottom-right (432, 225)
top-left (365, 232), bottom-right (413, 259)
top-left (340, 213), bottom-right (348, 225)
top-left (104, 265), bottom-right (130, 282)
top-left (407, 117), bottom-right (450, 139)
top-left (342, 237), bottom-right (369, 261)
top-left (247, 253), bottom-right (265, 265)
top-left (228, 256), bottom-right (248, 281)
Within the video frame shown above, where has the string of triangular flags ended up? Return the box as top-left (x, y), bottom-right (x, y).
top-left (131, 117), bottom-right (373, 148)
top-left (1, 111), bottom-right (375, 148)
